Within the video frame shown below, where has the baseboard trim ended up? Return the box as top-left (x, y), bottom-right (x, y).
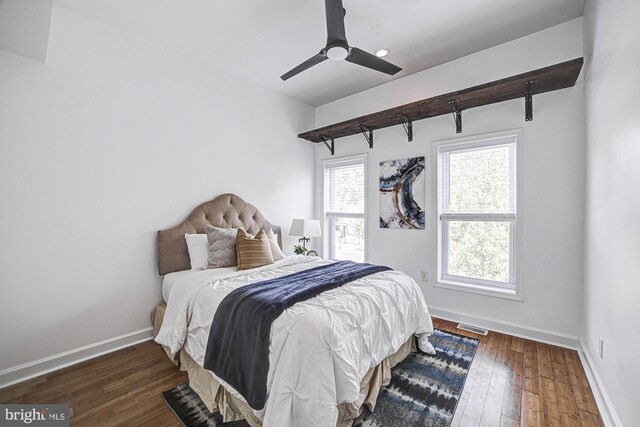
top-left (0, 327), bottom-right (154, 390)
top-left (429, 306), bottom-right (581, 349)
top-left (578, 339), bottom-right (622, 427)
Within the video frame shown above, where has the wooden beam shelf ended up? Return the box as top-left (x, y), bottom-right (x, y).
top-left (299, 57), bottom-right (584, 146)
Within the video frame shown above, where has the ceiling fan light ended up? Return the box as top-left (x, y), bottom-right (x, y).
top-left (375, 48), bottom-right (390, 58)
top-left (327, 46), bottom-right (348, 61)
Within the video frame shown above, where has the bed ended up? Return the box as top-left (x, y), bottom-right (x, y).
top-left (153, 193), bottom-right (434, 427)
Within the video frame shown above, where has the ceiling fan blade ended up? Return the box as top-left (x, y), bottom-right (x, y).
top-left (324, 0), bottom-right (347, 43)
top-left (346, 47), bottom-right (402, 76)
top-left (280, 51), bottom-right (328, 81)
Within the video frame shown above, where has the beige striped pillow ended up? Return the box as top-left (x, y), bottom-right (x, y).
top-left (236, 229), bottom-right (274, 270)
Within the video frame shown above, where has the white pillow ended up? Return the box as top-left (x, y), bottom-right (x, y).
top-left (266, 229), bottom-right (285, 261)
top-left (184, 233), bottom-right (209, 270)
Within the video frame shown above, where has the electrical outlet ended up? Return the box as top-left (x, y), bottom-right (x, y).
top-left (599, 337), bottom-right (604, 359)
top-left (420, 271), bottom-right (429, 282)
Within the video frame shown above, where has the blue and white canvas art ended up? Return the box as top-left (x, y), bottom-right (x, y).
top-left (379, 156), bottom-right (425, 229)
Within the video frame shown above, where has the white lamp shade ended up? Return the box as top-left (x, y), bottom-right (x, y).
top-left (289, 219), bottom-right (322, 237)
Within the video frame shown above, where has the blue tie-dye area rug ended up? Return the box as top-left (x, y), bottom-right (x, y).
top-left (162, 329), bottom-right (478, 427)
top-left (353, 329), bottom-right (478, 427)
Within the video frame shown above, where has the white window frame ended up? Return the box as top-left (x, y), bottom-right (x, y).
top-left (322, 154), bottom-right (368, 262)
top-left (435, 132), bottom-right (523, 300)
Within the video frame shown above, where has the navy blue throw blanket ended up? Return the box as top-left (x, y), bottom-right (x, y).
top-left (203, 260), bottom-right (391, 410)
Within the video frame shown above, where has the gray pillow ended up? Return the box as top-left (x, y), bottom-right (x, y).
top-left (206, 225), bottom-right (240, 268)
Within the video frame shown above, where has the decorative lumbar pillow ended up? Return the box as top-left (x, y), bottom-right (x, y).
top-left (236, 229), bottom-right (274, 270)
top-left (185, 233), bottom-right (209, 270)
top-left (206, 225), bottom-right (241, 268)
top-left (265, 228), bottom-right (285, 261)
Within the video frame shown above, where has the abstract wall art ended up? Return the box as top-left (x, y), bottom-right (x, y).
top-left (379, 156), bottom-right (425, 229)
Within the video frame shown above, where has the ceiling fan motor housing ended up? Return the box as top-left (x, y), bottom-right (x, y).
top-left (326, 40), bottom-right (349, 61)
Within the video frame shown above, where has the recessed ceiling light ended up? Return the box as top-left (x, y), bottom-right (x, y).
top-left (375, 48), bottom-right (390, 58)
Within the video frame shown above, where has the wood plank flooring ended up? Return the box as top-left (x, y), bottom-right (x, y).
top-left (434, 319), bottom-right (604, 427)
top-left (0, 318), bottom-right (604, 426)
top-left (0, 342), bottom-right (187, 426)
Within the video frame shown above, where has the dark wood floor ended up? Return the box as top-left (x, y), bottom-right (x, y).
top-left (0, 318), bottom-right (604, 426)
top-left (434, 319), bottom-right (604, 427)
top-left (0, 342), bottom-right (187, 426)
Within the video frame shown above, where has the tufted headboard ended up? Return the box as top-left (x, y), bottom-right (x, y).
top-left (157, 193), bottom-right (282, 275)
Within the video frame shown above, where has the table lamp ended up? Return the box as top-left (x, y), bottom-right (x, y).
top-left (289, 219), bottom-right (322, 252)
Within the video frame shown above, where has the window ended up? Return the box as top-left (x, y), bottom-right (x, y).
top-left (324, 156), bottom-right (366, 262)
top-left (438, 136), bottom-right (517, 292)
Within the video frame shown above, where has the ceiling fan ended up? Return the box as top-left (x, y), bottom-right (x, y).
top-left (280, 0), bottom-right (402, 81)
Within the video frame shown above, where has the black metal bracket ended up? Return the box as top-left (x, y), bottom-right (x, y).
top-left (449, 100), bottom-right (462, 134)
top-left (358, 124), bottom-right (373, 149)
top-left (319, 135), bottom-right (335, 155)
top-left (397, 113), bottom-right (413, 142)
top-left (525, 81), bottom-right (533, 121)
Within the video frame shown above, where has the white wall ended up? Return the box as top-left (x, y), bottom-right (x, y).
top-left (314, 19), bottom-right (586, 338)
top-left (583, 0), bottom-right (640, 425)
top-left (0, 5), bottom-right (315, 375)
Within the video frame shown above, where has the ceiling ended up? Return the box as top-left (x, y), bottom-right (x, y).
top-left (53, 0), bottom-right (585, 106)
top-left (0, 0), bottom-right (52, 63)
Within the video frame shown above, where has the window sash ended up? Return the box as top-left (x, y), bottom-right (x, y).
top-left (325, 212), bottom-right (364, 218)
top-left (323, 155), bottom-right (367, 262)
top-left (326, 162), bottom-right (365, 215)
top-left (439, 139), bottom-right (516, 216)
top-left (326, 213), bottom-right (365, 260)
top-left (438, 135), bottom-right (517, 290)
top-left (440, 213), bottom-right (516, 222)
top-left (440, 219), bottom-right (517, 288)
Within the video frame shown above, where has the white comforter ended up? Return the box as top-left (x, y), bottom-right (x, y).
top-left (155, 256), bottom-right (434, 427)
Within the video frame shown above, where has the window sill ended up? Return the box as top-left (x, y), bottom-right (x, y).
top-left (434, 280), bottom-right (523, 301)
